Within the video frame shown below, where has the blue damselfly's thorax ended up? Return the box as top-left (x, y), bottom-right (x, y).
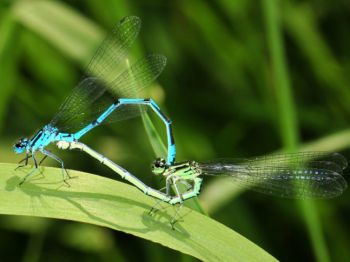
top-left (13, 124), bottom-right (59, 154)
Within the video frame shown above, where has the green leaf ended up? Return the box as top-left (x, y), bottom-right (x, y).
top-left (0, 163), bottom-right (276, 262)
top-left (12, 0), bottom-right (103, 64)
top-left (142, 114), bottom-right (168, 160)
top-left (283, 2), bottom-right (350, 112)
top-left (0, 12), bottom-right (19, 132)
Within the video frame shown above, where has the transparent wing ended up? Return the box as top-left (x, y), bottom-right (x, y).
top-left (102, 53), bottom-right (166, 123)
top-left (50, 16), bottom-right (166, 132)
top-left (51, 54), bottom-right (166, 132)
top-left (199, 152), bottom-right (348, 199)
top-left (84, 15), bottom-right (141, 85)
top-left (50, 77), bottom-right (110, 132)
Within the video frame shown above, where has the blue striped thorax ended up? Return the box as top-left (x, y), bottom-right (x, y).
top-left (28, 125), bottom-right (58, 152)
top-left (14, 125), bottom-right (60, 154)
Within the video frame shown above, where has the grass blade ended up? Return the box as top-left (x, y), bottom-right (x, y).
top-left (0, 12), bottom-right (19, 132)
top-left (12, 0), bottom-right (103, 63)
top-left (0, 163), bottom-right (276, 262)
top-left (262, 1), bottom-right (330, 262)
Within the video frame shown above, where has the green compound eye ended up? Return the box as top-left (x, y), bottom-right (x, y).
top-left (151, 158), bottom-right (167, 175)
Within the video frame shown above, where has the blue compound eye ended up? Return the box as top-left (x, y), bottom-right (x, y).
top-left (14, 145), bottom-right (24, 153)
top-left (13, 139), bottom-right (28, 154)
top-left (14, 146), bottom-right (25, 154)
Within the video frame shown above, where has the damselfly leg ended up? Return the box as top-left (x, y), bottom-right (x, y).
top-left (41, 149), bottom-right (71, 186)
top-left (170, 202), bottom-right (184, 230)
top-left (19, 154), bottom-right (39, 185)
top-left (15, 153), bottom-right (32, 170)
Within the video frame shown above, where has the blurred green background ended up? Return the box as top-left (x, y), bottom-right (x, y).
top-left (1, 0), bottom-right (350, 261)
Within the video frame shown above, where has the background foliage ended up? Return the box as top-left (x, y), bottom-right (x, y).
top-left (1, 0), bottom-right (350, 261)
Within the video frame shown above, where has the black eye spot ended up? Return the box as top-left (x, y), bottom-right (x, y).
top-left (153, 158), bottom-right (166, 169)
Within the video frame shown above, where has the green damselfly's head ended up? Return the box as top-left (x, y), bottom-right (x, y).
top-left (151, 158), bottom-right (167, 175)
top-left (13, 138), bottom-right (29, 154)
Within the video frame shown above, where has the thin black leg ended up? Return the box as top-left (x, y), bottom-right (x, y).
top-left (148, 186), bottom-right (167, 215)
top-left (39, 155), bottom-right (48, 165)
top-left (15, 153), bottom-right (32, 170)
top-left (19, 154), bottom-right (39, 185)
top-left (170, 202), bottom-right (184, 230)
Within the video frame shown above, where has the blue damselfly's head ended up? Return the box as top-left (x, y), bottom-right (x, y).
top-left (13, 138), bottom-right (29, 154)
top-left (151, 158), bottom-right (167, 175)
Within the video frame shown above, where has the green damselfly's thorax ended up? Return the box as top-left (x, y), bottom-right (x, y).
top-left (151, 158), bottom-right (202, 179)
top-left (151, 158), bottom-right (204, 209)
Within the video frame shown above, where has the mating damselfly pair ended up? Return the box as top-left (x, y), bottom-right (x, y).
top-left (14, 16), bottom-right (175, 183)
top-left (14, 16), bottom-right (348, 228)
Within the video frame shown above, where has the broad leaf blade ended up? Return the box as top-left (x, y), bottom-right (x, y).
top-left (0, 163), bottom-right (276, 262)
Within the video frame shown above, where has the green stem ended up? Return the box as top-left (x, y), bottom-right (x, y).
top-left (0, 13), bottom-right (18, 133)
top-left (263, 0), bottom-right (298, 150)
top-left (262, 1), bottom-right (330, 262)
